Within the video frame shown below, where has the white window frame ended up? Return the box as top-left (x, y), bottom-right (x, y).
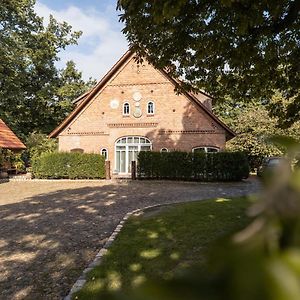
top-left (160, 148), bottom-right (168, 153)
top-left (123, 102), bottom-right (130, 116)
top-left (147, 101), bottom-right (155, 115)
top-left (101, 148), bottom-right (108, 160)
top-left (192, 147), bottom-right (219, 153)
top-left (114, 136), bottom-right (152, 174)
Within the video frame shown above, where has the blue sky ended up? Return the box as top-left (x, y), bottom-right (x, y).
top-left (35, 0), bottom-right (128, 80)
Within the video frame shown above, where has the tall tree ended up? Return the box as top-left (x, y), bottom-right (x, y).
top-left (54, 61), bottom-right (96, 125)
top-left (117, 0), bottom-right (300, 127)
top-left (0, 0), bottom-right (92, 137)
top-left (213, 92), bottom-right (300, 169)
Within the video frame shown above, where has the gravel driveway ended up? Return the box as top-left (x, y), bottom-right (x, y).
top-left (0, 178), bottom-right (260, 299)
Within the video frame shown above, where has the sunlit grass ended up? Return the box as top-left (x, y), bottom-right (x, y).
top-left (74, 197), bottom-right (251, 299)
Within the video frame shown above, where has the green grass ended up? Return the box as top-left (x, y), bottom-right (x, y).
top-left (74, 197), bottom-right (251, 299)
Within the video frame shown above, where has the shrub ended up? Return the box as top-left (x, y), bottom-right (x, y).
top-left (23, 132), bottom-right (58, 166)
top-left (138, 151), bottom-right (249, 181)
top-left (32, 152), bottom-right (105, 179)
top-left (11, 153), bottom-right (25, 172)
top-left (0, 149), bottom-right (25, 172)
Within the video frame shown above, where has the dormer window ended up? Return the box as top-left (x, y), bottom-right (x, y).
top-left (123, 102), bottom-right (130, 115)
top-left (147, 101), bottom-right (155, 115)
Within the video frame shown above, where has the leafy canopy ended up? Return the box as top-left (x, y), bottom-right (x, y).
top-left (0, 0), bottom-right (94, 137)
top-left (214, 92), bottom-right (300, 169)
top-left (117, 0), bottom-right (300, 126)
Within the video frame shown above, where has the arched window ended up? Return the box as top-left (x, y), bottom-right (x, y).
top-left (147, 101), bottom-right (155, 115)
top-left (206, 147), bottom-right (219, 153)
top-left (123, 102), bottom-right (130, 115)
top-left (101, 148), bottom-right (108, 160)
top-left (192, 147), bottom-right (219, 153)
top-left (115, 136), bottom-right (152, 173)
top-left (160, 148), bottom-right (168, 153)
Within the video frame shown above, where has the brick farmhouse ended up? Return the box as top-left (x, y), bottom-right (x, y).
top-left (50, 51), bottom-right (235, 175)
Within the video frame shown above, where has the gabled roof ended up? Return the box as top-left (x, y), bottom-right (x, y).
top-left (49, 51), bottom-right (133, 138)
top-left (72, 89), bottom-right (91, 106)
top-left (0, 119), bottom-right (26, 150)
top-left (49, 50), bottom-right (235, 140)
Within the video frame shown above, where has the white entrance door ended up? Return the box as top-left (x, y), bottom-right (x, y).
top-left (115, 136), bottom-right (152, 174)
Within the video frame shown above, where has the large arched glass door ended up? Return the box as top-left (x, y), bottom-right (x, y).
top-left (115, 136), bottom-right (152, 173)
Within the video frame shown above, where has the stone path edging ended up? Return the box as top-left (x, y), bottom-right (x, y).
top-left (63, 200), bottom-right (194, 300)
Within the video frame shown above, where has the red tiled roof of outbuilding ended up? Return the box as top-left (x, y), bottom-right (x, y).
top-left (0, 119), bottom-right (26, 150)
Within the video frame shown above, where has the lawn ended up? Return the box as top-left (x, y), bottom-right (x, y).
top-left (74, 197), bottom-right (252, 299)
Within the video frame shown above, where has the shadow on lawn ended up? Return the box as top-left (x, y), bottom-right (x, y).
top-left (0, 180), bottom-right (258, 300)
top-left (77, 213), bottom-right (190, 298)
top-left (74, 197), bottom-right (252, 300)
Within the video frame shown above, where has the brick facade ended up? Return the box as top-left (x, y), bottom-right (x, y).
top-left (51, 51), bottom-right (234, 174)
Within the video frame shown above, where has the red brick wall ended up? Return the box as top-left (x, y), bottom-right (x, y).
top-left (58, 56), bottom-right (226, 173)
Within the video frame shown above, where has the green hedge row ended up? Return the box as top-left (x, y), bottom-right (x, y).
top-left (32, 152), bottom-right (105, 179)
top-left (138, 151), bottom-right (250, 181)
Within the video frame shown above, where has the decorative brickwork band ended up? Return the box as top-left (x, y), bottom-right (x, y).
top-left (64, 132), bottom-right (109, 136)
top-left (107, 122), bottom-right (158, 128)
top-left (158, 129), bottom-right (218, 134)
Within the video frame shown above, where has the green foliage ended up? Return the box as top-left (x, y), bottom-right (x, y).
top-left (11, 153), bottom-right (25, 172)
top-left (32, 152), bottom-right (105, 179)
top-left (214, 97), bottom-right (300, 170)
top-left (118, 0), bottom-right (300, 126)
top-left (56, 61), bottom-right (96, 118)
top-left (24, 132), bottom-right (58, 164)
top-left (0, 0), bottom-right (94, 137)
top-left (0, 149), bottom-right (25, 171)
top-left (138, 151), bottom-right (249, 181)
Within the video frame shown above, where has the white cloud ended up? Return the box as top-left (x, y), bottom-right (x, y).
top-left (35, 2), bottom-right (128, 80)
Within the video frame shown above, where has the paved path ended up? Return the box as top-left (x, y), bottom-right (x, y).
top-left (0, 178), bottom-right (260, 299)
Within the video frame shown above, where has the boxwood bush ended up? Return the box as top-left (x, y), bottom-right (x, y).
top-left (138, 151), bottom-right (249, 181)
top-left (32, 152), bottom-right (105, 179)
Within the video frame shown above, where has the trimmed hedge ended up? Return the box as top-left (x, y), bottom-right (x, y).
top-left (32, 152), bottom-right (105, 179)
top-left (138, 151), bottom-right (250, 181)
